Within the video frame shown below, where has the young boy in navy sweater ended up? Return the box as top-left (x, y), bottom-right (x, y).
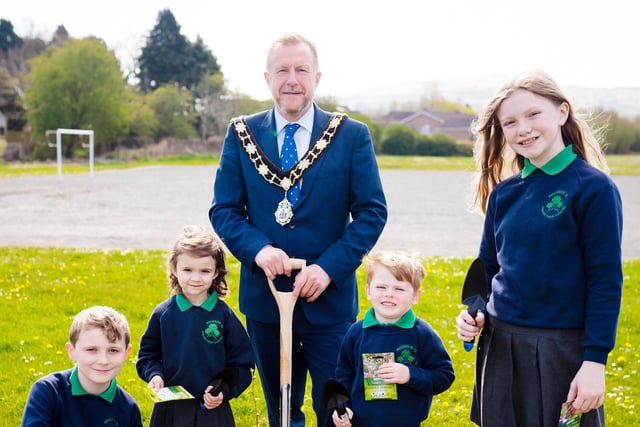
top-left (331, 251), bottom-right (454, 427)
top-left (21, 305), bottom-right (142, 427)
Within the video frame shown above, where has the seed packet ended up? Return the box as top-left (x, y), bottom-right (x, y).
top-left (362, 352), bottom-right (397, 400)
top-left (145, 385), bottom-right (194, 403)
top-left (558, 401), bottom-right (581, 426)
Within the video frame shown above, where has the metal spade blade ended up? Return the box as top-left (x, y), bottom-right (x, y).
top-left (322, 379), bottom-right (350, 423)
top-left (461, 258), bottom-right (487, 351)
top-left (208, 366), bottom-right (240, 395)
top-left (200, 366), bottom-right (241, 410)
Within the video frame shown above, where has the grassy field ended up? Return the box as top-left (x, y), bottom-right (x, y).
top-left (0, 248), bottom-right (637, 426)
top-left (1, 155), bottom-right (637, 425)
top-left (1, 153), bottom-right (639, 178)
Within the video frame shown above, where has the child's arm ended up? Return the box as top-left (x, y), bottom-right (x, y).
top-left (334, 326), bottom-right (358, 393)
top-left (21, 379), bottom-right (57, 427)
top-left (136, 311), bottom-right (165, 384)
top-left (403, 322), bottom-right (455, 396)
top-left (332, 325), bottom-right (358, 424)
top-left (221, 305), bottom-right (256, 399)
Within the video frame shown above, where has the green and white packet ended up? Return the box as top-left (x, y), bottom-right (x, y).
top-left (145, 385), bottom-right (194, 403)
top-left (558, 401), bottom-right (581, 426)
top-left (362, 352), bottom-right (397, 400)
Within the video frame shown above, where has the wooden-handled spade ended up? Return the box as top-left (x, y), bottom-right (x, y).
top-left (461, 257), bottom-right (487, 351)
top-left (267, 258), bottom-right (306, 427)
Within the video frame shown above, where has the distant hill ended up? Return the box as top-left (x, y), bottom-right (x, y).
top-left (338, 74), bottom-right (640, 118)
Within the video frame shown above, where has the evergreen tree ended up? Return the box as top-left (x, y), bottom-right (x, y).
top-left (136, 9), bottom-right (220, 92)
top-left (0, 19), bottom-right (23, 52)
top-left (0, 19), bottom-right (46, 131)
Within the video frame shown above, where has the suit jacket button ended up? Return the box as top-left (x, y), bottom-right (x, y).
top-left (288, 223), bottom-right (295, 229)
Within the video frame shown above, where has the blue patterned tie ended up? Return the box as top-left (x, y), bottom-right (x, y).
top-left (281, 123), bottom-right (301, 205)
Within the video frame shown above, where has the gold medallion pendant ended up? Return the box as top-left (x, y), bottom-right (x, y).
top-left (231, 113), bottom-right (347, 226)
top-left (274, 198), bottom-right (294, 226)
top-left (275, 179), bottom-right (294, 225)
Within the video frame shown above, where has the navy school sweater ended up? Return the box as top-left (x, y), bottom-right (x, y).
top-left (136, 293), bottom-right (255, 401)
top-left (21, 368), bottom-right (142, 427)
top-left (479, 146), bottom-right (623, 364)
top-left (335, 308), bottom-right (455, 427)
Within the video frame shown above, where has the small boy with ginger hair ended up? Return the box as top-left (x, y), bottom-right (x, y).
top-left (331, 251), bottom-right (454, 427)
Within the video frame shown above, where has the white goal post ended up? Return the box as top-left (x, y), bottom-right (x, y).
top-left (46, 128), bottom-right (94, 180)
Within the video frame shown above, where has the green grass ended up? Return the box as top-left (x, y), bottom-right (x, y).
top-left (604, 154), bottom-right (640, 176)
top-left (376, 155), bottom-right (477, 172)
top-left (1, 153), bottom-right (638, 178)
top-left (0, 154), bottom-right (220, 178)
top-left (0, 248), bottom-right (637, 426)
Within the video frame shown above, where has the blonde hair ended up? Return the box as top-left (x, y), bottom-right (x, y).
top-left (266, 33), bottom-right (319, 72)
top-left (69, 306), bottom-right (130, 347)
top-left (472, 70), bottom-right (609, 213)
top-left (364, 251), bottom-right (426, 292)
top-left (168, 225), bottom-right (229, 298)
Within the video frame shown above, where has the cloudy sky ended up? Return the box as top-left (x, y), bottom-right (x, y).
top-left (3, 0), bottom-right (638, 100)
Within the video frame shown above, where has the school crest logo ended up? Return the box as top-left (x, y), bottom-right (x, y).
top-left (103, 418), bottom-right (119, 427)
top-left (202, 320), bottom-right (223, 344)
top-left (541, 190), bottom-right (568, 219)
top-left (396, 345), bottom-right (419, 367)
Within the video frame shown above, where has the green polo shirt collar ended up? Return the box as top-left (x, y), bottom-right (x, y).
top-left (362, 307), bottom-right (416, 329)
top-left (176, 292), bottom-right (218, 312)
top-left (69, 365), bottom-right (117, 402)
top-left (522, 144), bottom-right (577, 178)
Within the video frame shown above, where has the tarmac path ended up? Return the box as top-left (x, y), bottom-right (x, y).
top-left (0, 166), bottom-right (638, 259)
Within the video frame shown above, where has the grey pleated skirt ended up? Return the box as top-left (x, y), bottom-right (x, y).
top-left (470, 316), bottom-right (605, 427)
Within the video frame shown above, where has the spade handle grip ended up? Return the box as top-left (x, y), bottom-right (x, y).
top-left (462, 306), bottom-right (479, 352)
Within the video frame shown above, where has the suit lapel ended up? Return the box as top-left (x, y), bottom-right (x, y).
top-left (256, 110), bottom-right (280, 167)
top-left (296, 106), bottom-right (331, 206)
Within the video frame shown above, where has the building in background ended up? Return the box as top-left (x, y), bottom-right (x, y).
top-left (376, 110), bottom-right (476, 141)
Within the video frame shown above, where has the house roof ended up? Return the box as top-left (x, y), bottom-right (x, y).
top-left (376, 110), bottom-right (476, 129)
top-left (377, 111), bottom-right (415, 125)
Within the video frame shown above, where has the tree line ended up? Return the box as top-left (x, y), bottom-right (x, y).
top-left (0, 11), bottom-right (638, 161)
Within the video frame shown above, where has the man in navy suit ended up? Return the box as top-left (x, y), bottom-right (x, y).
top-left (209, 33), bottom-right (387, 427)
